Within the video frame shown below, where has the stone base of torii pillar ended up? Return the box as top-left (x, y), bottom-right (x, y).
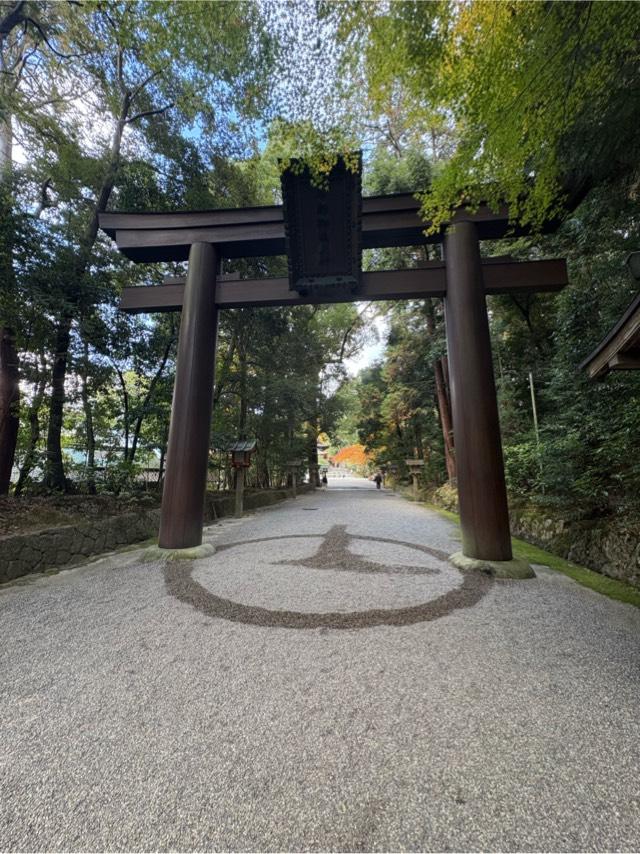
top-left (449, 551), bottom-right (534, 579)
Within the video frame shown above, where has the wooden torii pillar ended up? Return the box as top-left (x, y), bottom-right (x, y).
top-left (99, 192), bottom-right (567, 575)
top-left (444, 221), bottom-right (512, 562)
top-left (158, 242), bottom-right (218, 549)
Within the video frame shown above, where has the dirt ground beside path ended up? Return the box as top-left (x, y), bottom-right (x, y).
top-left (0, 493), bottom-right (161, 537)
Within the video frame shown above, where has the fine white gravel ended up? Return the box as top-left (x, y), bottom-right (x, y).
top-left (2, 477), bottom-right (640, 852)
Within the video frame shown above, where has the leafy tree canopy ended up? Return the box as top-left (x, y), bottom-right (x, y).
top-left (327, 0), bottom-right (640, 230)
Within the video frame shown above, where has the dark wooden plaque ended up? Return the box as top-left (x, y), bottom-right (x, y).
top-left (281, 154), bottom-right (362, 295)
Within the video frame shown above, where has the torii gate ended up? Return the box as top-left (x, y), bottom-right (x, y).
top-left (99, 160), bottom-right (567, 577)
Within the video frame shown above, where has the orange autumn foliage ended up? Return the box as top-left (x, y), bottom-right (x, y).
top-left (331, 444), bottom-right (371, 467)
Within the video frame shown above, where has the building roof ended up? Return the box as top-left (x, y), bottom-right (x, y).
top-left (580, 292), bottom-right (640, 379)
top-left (229, 440), bottom-right (257, 453)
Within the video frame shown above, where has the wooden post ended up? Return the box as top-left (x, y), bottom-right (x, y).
top-left (234, 466), bottom-right (245, 517)
top-left (434, 356), bottom-right (456, 482)
top-left (159, 242), bottom-right (218, 549)
top-left (444, 221), bottom-right (512, 561)
top-left (309, 463), bottom-right (319, 488)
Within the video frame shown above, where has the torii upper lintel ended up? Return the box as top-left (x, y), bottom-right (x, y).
top-left (99, 193), bottom-right (545, 263)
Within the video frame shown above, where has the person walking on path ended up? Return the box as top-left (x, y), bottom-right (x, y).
top-left (374, 472), bottom-right (382, 489)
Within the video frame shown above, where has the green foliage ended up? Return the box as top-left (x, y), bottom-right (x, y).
top-left (350, 300), bottom-right (447, 487)
top-left (366, 146), bottom-right (431, 196)
top-left (264, 119), bottom-right (360, 189)
top-left (331, 1), bottom-right (640, 230)
top-left (100, 458), bottom-right (143, 496)
top-left (503, 439), bottom-right (543, 499)
top-left (1, 0), bottom-right (282, 494)
top-left (341, 147), bottom-right (449, 487)
top-left (208, 295), bottom-right (367, 489)
top-left (341, 126), bottom-right (640, 519)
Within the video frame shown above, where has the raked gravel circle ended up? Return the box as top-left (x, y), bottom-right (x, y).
top-left (166, 523), bottom-right (492, 629)
top-left (2, 476), bottom-right (640, 852)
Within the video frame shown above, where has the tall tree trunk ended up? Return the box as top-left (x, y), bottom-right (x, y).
top-left (259, 455), bottom-right (270, 488)
top-left (238, 333), bottom-right (248, 437)
top-left (157, 422), bottom-right (169, 491)
top-left (114, 366), bottom-right (130, 459)
top-left (43, 313), bottom-right (72, 490)
top-left (0, 324), bottom-right (19, 492)
top-left (0, 100), bottom-right (19, 494)
top-left (158, 446), bottom-right (165, 488)
top-left (413, 421), bottom-right (424, 459)
top-left (422, 295), bottom-right (456, 483)
top-left (435, 356), bottom-right (456, 483)
top-left (80, 339), bottom-right (96, 493)
top-left (43, 94), bottom-right (130, 491)
top-left (307, 422), bottom-right (320, 487)
top-left (14, 355), bottom-right (47, 495)
top-left (0, 0), bottom-right (59, 491)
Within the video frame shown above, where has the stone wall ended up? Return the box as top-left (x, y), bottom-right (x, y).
top-left (0, 487), bottom-right (308, 584)
top-left (509, 505), bottom-right (640, 589)
top-left (427, 483), bottom-right (640, 589)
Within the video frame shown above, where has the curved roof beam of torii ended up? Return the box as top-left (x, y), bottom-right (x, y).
top-left (99, 193), bottom-right (555, 264)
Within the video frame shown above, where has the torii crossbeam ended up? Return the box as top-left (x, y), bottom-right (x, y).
top-left (100, 177), bottom-right (567, 577)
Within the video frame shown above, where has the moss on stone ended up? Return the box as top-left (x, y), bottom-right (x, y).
top-left (449, 550), bottom-right (535, 579)
top-left (511, 538), bottom-right (640, 609)
top-left (426, 502), bottom-right (640, 608)
top-left (138, 543), bottom-right (216, 563)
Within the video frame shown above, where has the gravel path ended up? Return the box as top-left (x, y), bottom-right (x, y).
top-left (2, 478), bottom-right (640, 852)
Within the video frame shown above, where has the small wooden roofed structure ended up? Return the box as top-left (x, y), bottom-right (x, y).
top-left (229, 439), bottom-right (256, 471)
top-left (229, 439), bottom-right (257, 453)
top-left (580, 292), bottom-right (640, 379)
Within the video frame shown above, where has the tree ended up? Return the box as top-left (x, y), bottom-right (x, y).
top-left (1, 0), bottom-right (273, 490)
top-left (0, 1), bottom-right (83, 492)
top-left (330, 1), bottom-right (640, 230)
top-left (331, 443), bottom-right (370, 470)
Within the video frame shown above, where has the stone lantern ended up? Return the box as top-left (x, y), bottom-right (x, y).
top-left (405, 458), bottom-right (425, 498)
top-left (229, 439), bottom-right (256, 517)
top-left (286, 459), bottom-right (303, 499)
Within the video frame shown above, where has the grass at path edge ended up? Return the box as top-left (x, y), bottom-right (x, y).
top-left (424, 502), bottom-right (640, 609)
